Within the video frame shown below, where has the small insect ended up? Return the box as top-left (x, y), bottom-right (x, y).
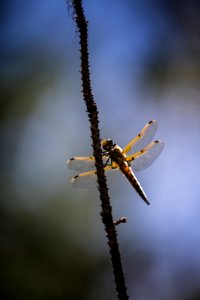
top-left (68, 120), bottom-right (164, 205)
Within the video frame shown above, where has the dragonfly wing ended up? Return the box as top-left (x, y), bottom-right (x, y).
top-left (122, 120), bottom-right (158, 154)
top-left (71, 170), bottom-right (98, 188)
top-left (127, 140), bottom-right (164, 172)
top-left (67, 156), bottom-right (108, 171)
top-left (71, 165), bottom-right (119, 188)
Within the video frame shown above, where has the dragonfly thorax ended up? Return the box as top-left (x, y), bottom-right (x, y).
top-left (102, 139), bottom-right (126, 165)
top-left (101, 139), bottom-right (114, 151)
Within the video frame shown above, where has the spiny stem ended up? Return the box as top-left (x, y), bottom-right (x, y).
top-left (71, 1), bottom-right (129, 299)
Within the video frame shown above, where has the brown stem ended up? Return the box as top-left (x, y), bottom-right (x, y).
top-left (71, 1), bottom-right (129, 299)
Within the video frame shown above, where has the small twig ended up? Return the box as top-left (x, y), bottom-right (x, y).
top-left (114, 217), bottom-right (128, 226)
top-left (71, 1), bottom-right (129, 299)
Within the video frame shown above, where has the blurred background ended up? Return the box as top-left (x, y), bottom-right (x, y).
top-left (1, 0), bottom-right (200, 299)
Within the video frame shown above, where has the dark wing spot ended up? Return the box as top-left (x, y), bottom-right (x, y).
top-left (90, 156), bottom-right (93, 159)
top-left (141, 149), bottom-right (144, 153)
top-left (70, 158), bottom-right (75, 161)
top-left (112, 166), bottom-right (117, 169)
top-left (138, 133), bottom-right (141, 137)
top-left (149, 120), bottom-right (153, 124)
top-left (74, 175), bottom-right (79, 179)
top-left (155, 140), bottom-right (159, 143)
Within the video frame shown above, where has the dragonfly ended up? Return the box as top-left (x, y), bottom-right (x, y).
top-left (67, 120), bottom-right (164, 205)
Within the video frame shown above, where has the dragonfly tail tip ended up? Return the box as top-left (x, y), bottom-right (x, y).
top-left (144, 198), bottom-right (150, 205)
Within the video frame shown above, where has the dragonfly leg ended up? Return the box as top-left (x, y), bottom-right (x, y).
top-left (104, 156), bottom-right (112, 166)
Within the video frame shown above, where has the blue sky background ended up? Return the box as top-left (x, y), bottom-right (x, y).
top-left (1, 1), bottom-right (200, 299)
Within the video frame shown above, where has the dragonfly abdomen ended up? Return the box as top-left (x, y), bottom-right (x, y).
top-left (120, 164), bottom-right (150, 205)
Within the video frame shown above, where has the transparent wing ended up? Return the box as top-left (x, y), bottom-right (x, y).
top-left (71, 165), bottom-right (119, 188)
top-left (71, 170), bottom-right (97, 188)
top-left (67, 156), bottom-right (108, 172)
top-left (126, 140), bottom-right (164, 172)
top-left (67, 156), bottom-right (95, 171)
top-left (122, 120), bottom-right (158, 154)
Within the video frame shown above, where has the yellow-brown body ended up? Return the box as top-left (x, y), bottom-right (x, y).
top-left (106, 144), bottom-right (149, 205)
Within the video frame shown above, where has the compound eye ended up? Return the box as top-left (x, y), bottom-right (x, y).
top-left (101, 139), bottom-right (113, 151)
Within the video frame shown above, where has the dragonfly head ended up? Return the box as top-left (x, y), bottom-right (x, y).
top-left (101, 139), bottom-right (114, 151)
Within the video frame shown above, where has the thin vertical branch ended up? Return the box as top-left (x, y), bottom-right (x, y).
top-left (71, 1), bottom-right (129, 299)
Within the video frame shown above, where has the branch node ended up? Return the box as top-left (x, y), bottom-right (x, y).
top-left (114, 217), bottom-right (128, 226)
